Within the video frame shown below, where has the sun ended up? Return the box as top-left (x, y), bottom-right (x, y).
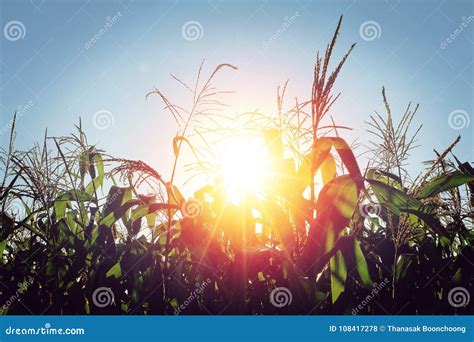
top-left (215, 136), bottom-right (270, 202)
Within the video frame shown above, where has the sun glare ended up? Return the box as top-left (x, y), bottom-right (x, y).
top-left (216, 137), bottom-right (270, 202)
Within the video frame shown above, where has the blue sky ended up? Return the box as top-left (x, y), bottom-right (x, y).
top-left (1, 0), bottom-right (472, 191)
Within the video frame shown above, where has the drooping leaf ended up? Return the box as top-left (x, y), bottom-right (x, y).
top-left (317, 137), bottom-right (362, 179)
top-left (417, 171), bottom-right (474, 199)
top-left (367, 168), bottom-right (403, 189)
top-left (367, 179), bottom-right (425, 216)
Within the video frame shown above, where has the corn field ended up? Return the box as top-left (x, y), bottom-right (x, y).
top-left (1, 16), bottom-right (472, 315)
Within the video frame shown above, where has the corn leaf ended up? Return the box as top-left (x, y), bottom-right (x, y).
top-left (417, 171), bottom-right (474, 199)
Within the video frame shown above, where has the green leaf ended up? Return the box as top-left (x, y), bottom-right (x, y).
top-left (417, 171), bottom-right (474, 199)
top-left (106, 262), bottom-right (122, 278)
top-left (330, 250), bottom-right (347, 303)
top-left (367, 179), bottom-right (425, 216)
top-left (401, 208), bottom-right (449, 237)
top-left (131, 203), bottom-right (179, 222)
top-left (100, 186), bottom-right (134, 228)
top-left (0, 240), bottom-right (7, 262)
top-left (354, 240), bottom-right (372, 286)
top-left (395, 254), bottom-right (413, 282)
top-left (85, 153), bottom-right (104, 196)
top-left (318, 175), bottom-right (359, 221)
top-left (54, 191), bottom-right (91, 220)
